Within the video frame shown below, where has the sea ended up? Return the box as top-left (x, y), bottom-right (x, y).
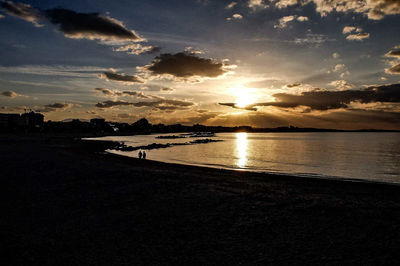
top-left (89, 132), bottom-right (400, 184)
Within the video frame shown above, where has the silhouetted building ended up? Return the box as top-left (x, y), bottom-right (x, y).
top-left (132, 118), bottom-right (150, 128)
top-left (21, 111), bottom-right (44, 128)
top-left (0, 113), bottom-right (21, 128)
top-left (132, 118), bottom-right (151, 132)
top-left (90, 118), bottom-right (105, 125)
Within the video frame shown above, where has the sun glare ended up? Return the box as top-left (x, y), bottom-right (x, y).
top-left (230, 85), bottom-right (256, 108)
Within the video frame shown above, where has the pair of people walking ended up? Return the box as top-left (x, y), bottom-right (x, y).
top-left (138, 150), bottom-right (147, 159)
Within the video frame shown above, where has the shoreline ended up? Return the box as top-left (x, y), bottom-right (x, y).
top-left (2, 134), bottom-right (400, 265)
top-left (85, 136), bottom-right (400, 187)
top-left (109, 149), bottom-right (400, 186)
top-left (77, 138), bottom-right (400, 192)
top-left (106, 149), bottom-right (400, 187)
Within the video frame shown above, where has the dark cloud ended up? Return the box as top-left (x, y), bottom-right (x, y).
top-left (219, 102), bottom-right (258, 111)
top-left (132, 99), bottom-right (194, 109)
top-left (2, 2), bottom-right (141, 41)
top-left (45, 103), bottom-right (71, 109)
top-left (1, 1), bottom-right (42, 26)
top-left (211, 107), bottom-right (400, 130)
top-left (1, 90), bottom-right (21, 98)
top-left (146, 52), bottom-right (227, 78)
top-left (95, 100), bottom-right (132, 108)
top-left (99, 71), bottom-right (143, 83)
top-left (385, 49), bottom-right (400, 58)
top-left (44, 8), bottom-right (141, 41)
top-left (36, 102), bottom-right (72, 112)
top-left (160, 87), bottom-right (174, 92)
top-left (96, 99), bottom-right (194, 111)
top-left (94, 88), bottom-right (113, 95)
top-left (220, 84), bottom-right (400, 111)
top-left (286, 83), bottom-right (301, 88)
top-left (386, 64), bottom-right (400, 74)
top-left (94, 88), bottom-right (153, 98)
top-left (268, 83), bottom-right (400, 110)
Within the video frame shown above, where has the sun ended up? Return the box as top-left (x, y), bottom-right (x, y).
top-left (231, 85), bottom-right (255, 108)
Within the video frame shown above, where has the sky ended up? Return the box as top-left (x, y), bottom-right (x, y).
top-left (0, 0), bottom-right (400, 129)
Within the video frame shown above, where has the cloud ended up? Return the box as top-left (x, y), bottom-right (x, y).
top-left (99, 71), bottom-right (143, 83)
top-left (333, 64), bottom-right (346, 72)
top-left (362, 0), bottom-right (400, 20)
top-left (36, 102), bottom-right (73, 112)
top-left (271, 0), bottom-right (400, 20)
top-left (296, 16), bottom-right (309, 21)
top-left (248, 0), bottom-right (269, 9)
top-left (385, 49), bottom-right (400, 59)
top-left (184, 46), bottom-right (205, 54)
top-left (160, 87), bottom-right (174, 92)
top-left (1, 90), bottom-right (22, 98)
top-left (328, 80), bottom-right (355, 90)
top-left (114, 44), bottom-right (161, 55)
top-left (286, 83), bottom-right (301, 88)
top-left (94, 88), bottom-right (153, 98)
top-left (120, 91), bottom-right (151, 99)
top-left (226, 13), bottom-right (243, 21)
top-left (226, 2), bottom-right (237, 9)
top-left (386, 64), bottom-right (400, 74)
top-left (332, 52), bottom-right (340, 59)
top-left (96, 98), bottom-right (194, 111)
top-left (1, 1), bottom-right (42, 26)
top-left (275, 0), bottom-right (299, 9)
top-left (384, 46), bottom-right (400, 74)
top-left (274, 15), bottom-right (295, 28)
top-left (219, 102), bottom-right (258, 111)
top-left (45, 103), bottom-right (72, 109)
top-left (0, 14), bottom-right (4, 19)
top-left (342, 26), bottom-right (362, 34)
top-left (94, 88), bottom-right (113, 95)
top-left (220, 83), bottom-right (400, 111)
top-left (144, 52), bottom-right (227, 79)
top-left (310, 0), bottom-right (400, 20)
top-left (342, 26), bottom-right (369, 41)
top-left (95, 100), bottom-right (132, 108)
top-left (0, 65), bottom-right (109, 77)
top-left (293, 33), bottom-right (333, 46)
top-left (1, 2), bottom-right (143, 42)
top-left (264, 83), bottom-right (400, 111)
top-left (346, 32), bottom-right (370, 41)
top-left (44, 8), bottom-right (142, 41)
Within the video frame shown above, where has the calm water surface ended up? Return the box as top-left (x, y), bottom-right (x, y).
top-left (91, 132), bottom-right (400, 184)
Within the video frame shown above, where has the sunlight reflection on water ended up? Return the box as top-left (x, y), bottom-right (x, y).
top-left (236, 132), bottom-right (248, 168)
top-left (90, 132), bottom-right (400, 184)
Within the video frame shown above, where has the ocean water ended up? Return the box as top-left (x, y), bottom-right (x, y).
top-left (90, 132), bottom-right (400, 184)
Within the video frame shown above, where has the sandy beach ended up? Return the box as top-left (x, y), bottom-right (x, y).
top-left (2, 134), bottom-right (400, 265)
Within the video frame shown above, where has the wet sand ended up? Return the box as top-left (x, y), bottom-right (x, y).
top-left (1, 134), bottom-right (400, 265)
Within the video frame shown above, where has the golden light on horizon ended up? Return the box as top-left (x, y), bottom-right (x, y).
top-left (236, 132), bottom-right (248, 168)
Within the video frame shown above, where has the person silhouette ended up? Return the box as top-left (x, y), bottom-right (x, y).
top-left (143, 151), bottom-right (147, 160)
top-left (138, 150), bottom-right (142, 159)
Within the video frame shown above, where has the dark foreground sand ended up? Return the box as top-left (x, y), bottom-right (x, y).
top-left (1, 134), bottom-right (400, 265)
